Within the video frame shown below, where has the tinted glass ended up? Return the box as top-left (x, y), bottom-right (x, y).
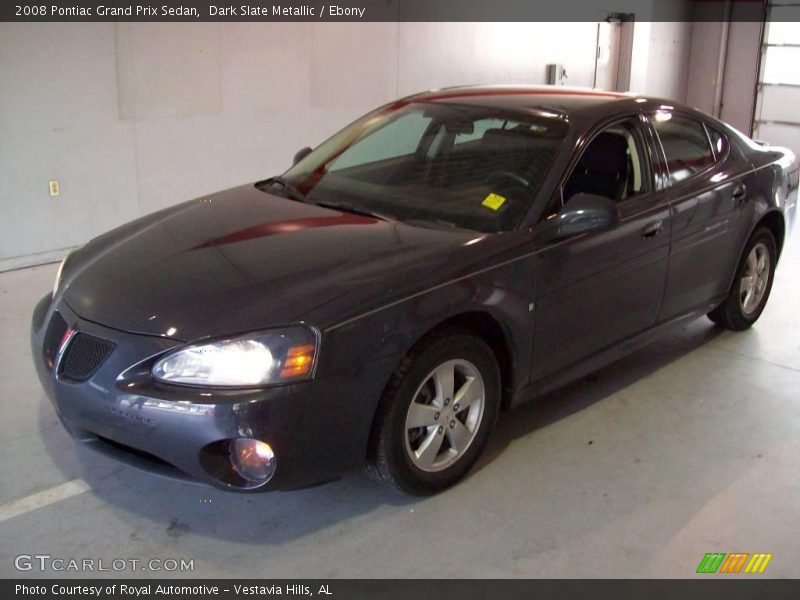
top-left (453, 118), bottom-right (513, 145)
top-left (330, 112), bottom-right (433, 170)
top-left (272, 102), bottom-right (568, 233)
top-left (705, 124), bottom-right (729, 158)
top-left (564, 118), bottom-right (650, 203)
top-left (653, 114), bottom-right (715, 184)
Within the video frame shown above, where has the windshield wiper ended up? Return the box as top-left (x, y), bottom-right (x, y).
top-left (311, 199), bottom-right (397, 222)
top-left (258, 178), bottom-right (395, 222)
top-left (258, 176), bottom-right (307, 203)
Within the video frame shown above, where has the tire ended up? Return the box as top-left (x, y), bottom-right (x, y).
top-left (366, 330), bottom-right (501, 495)
top-left (708, 226), bottom-right (777, 331)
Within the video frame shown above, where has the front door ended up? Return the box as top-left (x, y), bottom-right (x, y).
top-left (530, 115), bottom-right (671, 382)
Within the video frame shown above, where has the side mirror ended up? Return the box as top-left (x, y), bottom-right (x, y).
top-left (293, 146), bottom-right (312, 165)
top-left (537, 193), bottom-right (618, 242)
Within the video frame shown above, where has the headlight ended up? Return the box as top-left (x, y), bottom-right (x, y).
top-left (152, 326), bottom-right (319, 387)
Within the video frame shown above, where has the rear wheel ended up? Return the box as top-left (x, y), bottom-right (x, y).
top-left (708, 227), bottom-right (777, 330)
top-left (366, 331), bottom-right (500, 495)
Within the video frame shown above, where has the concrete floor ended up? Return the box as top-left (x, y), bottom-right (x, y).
top-left (0, 236), bottom-right (798, 579)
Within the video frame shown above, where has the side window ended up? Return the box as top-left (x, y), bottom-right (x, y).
top-left (652, 115), bottom-right (715, 185)
top-left (705, 124), bottom-right (729, 159)
top-left (329, 112), bottom-right (432, 171)
top-left (563, 118), bottom-right (651, 204)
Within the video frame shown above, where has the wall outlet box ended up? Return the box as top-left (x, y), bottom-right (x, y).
top-left (546, 64), bottom-right (567, 86)
top-left (48, 179), bottom-right (60, 197)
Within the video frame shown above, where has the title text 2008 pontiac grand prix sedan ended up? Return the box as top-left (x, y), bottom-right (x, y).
top-left (32, 86), bottom-right (798, 494)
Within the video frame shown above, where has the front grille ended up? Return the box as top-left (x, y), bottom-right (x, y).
top-left (43, 312), bottom-right (68, 371)
top-left (60, 333), bottom-right (116, 381)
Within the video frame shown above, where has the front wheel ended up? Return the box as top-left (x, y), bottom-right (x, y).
top-left (366, 331), bottom-right (500, 495)
top-left (708, 226), bottom-right (777, 330)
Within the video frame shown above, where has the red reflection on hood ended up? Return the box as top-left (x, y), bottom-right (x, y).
top-left (193, 213), bottom-right (378, 250)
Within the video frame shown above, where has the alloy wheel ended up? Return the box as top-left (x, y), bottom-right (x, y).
top-left (739, 241), bottom-right (770, 316)
top-left (404, 359), bottom-right (485, 472)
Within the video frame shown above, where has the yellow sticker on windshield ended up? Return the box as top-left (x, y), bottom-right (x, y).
top-left (482, 193), bottom-right (506, 211)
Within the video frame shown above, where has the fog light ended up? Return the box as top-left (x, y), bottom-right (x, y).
top-left (229, 438), bottom-right (276, 483)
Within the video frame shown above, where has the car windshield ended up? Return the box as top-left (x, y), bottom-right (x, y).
top-left (270, 101), bottom-right (568, 233)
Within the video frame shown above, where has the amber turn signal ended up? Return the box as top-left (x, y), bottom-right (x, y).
top-left (279, 343), bottom-right (316, 379)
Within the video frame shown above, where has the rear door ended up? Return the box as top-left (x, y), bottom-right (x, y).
top-left (530, 114), bottom-right (671, 382)
top-left (649, 111), bottom-right (749, 320)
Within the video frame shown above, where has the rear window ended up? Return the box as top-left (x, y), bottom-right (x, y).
top-left (653, 114), bottom-right (715, 185)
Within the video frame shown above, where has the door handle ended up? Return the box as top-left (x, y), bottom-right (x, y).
top-left (732, 183), bottom-right (747, 202)
top-left (642, 219), bottom-right (664, 238)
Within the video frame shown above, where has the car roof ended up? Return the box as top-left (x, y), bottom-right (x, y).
top-left (406, 85), bottom-right (668, 117)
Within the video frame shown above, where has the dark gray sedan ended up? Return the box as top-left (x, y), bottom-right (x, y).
top-left (31, 86), bottom-right (798, 494)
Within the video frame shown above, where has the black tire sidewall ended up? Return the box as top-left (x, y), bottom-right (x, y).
top-left (381, 333), bottom-right (500, 495)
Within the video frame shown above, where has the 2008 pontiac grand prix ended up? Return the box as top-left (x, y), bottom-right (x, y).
top-left (31, 86), bottom-right (798, 494)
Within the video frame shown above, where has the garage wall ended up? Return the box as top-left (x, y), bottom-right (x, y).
top-left (720, 21), bottom-right (762, 134)
top-left (395, 22), bottom-right (601, 94)
top-left (685, 20), bottom-right (762, 135)
top-left (0, 24), bottom-right (141, 270)
top-left (642, 22), bottom-right (693, 100)
top-left (0, 21), bottom-right (693, 270)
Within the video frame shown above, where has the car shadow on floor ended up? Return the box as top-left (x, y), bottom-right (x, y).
top-left (38, 318), bottom-right (724, 545)
top-left (474, 318), bottom-right (724, 475)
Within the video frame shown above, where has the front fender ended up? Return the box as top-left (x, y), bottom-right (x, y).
top-left (313, 248), bottom-right (536, 457)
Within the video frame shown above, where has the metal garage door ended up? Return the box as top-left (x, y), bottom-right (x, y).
top-left (753, 2), bottom-right (800, 157)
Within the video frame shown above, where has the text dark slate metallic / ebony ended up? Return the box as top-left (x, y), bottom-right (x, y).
top-left (31, 86), bottom-right (798, 494)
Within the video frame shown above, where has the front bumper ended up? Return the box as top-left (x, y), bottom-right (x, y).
top-left (31, 295), bottom-right (389, 491)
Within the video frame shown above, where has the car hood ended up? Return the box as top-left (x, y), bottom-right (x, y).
top-left (61, 184), bottom-right (478, 340)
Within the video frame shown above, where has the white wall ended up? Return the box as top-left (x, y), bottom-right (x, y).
top-left (396, 22), bottom-right (601, 94)
top-left (685, 20), bottom-right (762, 135)
top-left (644, 22), bottom-right (694, 100)
top-left (0, 24), bottom-right (141, 268)
top-left (720, 21), bottom-right (761, 135)
top-left (627, 0), bottom-right (693, 98)
top-left (685, 21), bottom-right (724, 115)
top-left (0, 22), bottom-right (692, 270)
